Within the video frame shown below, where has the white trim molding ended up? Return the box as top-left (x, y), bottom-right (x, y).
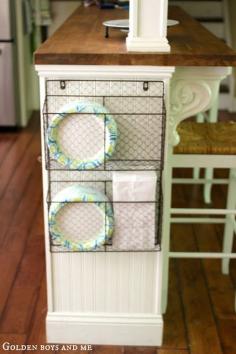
top-left (126, 37), bottom-right (170, 53)
top-left (126, 0), bottom-right (170, 52)
top-left (35, 65), bottom-right (175, 78)
top-left (46, 312), bottom-right (163, 346)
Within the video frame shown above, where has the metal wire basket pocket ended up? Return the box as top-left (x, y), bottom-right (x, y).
top-left (43, 79), bottom-right (166, 253)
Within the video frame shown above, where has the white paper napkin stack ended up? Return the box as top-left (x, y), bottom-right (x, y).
top-left (112, 171), bottom-right (157, 250)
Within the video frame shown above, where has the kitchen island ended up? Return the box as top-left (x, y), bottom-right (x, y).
top-left (35, 6), bottom-right (236, 66)
top-left (35, 5), bottom-right (236, 346)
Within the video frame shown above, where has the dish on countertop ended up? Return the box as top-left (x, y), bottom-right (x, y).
top-left (103, 19), bottom-right (179, 31)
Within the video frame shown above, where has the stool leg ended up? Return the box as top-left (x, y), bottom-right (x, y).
top-left (193, 111), bottom-right (213, 205)
top-left (203, 97), bottom-right (219, 204)
top-left (161, 164), bottom-right (172, 314)
top-left (203, 168), bottom-right (213, 204)
top-left (222, 168), bottom-right (236, 274)
top-left (193, 112), bottom-right (205, 179)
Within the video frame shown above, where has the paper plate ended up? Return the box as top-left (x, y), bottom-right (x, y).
top-left (103, 19), bottom-right (179, 30)
top-left (103, 19), bottom-right (129, 29)
top-left (167, 20), bottom-right (179, 27)
top-left (49, 185), bottom-right (114, 251)
top-left (47, 101), bottom-right (118, 170)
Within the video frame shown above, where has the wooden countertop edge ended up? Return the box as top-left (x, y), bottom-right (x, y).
top-left (34, 53), bottom-right (236, 66)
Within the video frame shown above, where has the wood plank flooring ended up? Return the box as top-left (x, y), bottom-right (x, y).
top-left (0, 113), bottom-right (235, 354)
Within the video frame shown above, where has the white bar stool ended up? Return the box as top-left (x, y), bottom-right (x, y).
top-left (162, 120), bottom-right (236, 313)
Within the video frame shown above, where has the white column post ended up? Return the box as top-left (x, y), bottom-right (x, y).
top-left (126, 0), bottom-right (170, 52)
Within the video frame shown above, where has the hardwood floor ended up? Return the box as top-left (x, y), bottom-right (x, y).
top-left (0, 113), bottom-right (235, 354)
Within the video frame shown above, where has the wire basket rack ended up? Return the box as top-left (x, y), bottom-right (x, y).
top-left (43, 79), bottom-right (165, 171)
top-left (48, 179), bottom-right (162, 253)
top-left (43, 79), bottom-right (166, 253)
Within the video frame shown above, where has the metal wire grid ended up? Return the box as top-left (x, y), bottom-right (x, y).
top-left (43, 79), bottom-right (166, 252)
top-left (43, 79), bottom-right (165, 172)
top-left (46, 79), bottom-right (165, 97)
top-left (48, 180), bottom-right (162, 253)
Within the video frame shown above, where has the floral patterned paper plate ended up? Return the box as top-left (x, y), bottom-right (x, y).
top-left (49, 185), bottom-right (114, 251)
top-left (47, 101), bottom-right (118, 170)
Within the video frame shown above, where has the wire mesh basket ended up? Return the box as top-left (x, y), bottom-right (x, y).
top-left (44, 79), bottom-right (166, 253)
top-left (43, 79), bottom-right (165, 172)
top-left (48, 180), bottom-right (162, 253)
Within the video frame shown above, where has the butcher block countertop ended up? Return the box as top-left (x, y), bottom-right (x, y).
top-left (35, 6), bottom-right (236, 66)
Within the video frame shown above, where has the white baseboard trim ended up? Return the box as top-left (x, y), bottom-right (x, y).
top-left (46, 312), bottom-right (163, 346)
top-left (126, 37), bottom-right (170, 53)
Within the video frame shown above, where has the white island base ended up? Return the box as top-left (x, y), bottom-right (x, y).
top-left (46, 252), bottom-right (163, 346)
top-left (36, 65), bottom-right (174, 346)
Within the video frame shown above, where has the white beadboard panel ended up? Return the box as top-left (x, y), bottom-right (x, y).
top-left (52, 252), bottom-right (161, 314)
top-left (170, 1), bottom-right (223, 19)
